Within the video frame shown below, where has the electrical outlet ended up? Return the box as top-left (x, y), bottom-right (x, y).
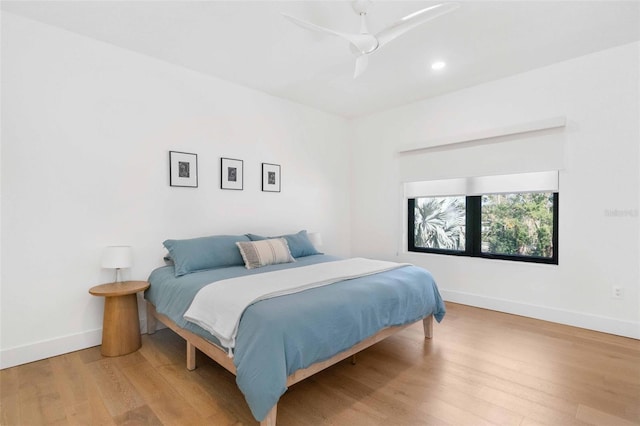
top-left (611, 286), bottom-right (623, 299)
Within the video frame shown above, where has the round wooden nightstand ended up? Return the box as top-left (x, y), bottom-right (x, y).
top-left (89, 280), bottom-right (150, 357)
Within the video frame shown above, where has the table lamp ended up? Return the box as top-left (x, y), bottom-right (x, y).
top-left (101, 246), bottom-right (133, 283)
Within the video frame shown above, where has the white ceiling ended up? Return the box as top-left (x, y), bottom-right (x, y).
top-left (2, 1), bottom-right (639, 118)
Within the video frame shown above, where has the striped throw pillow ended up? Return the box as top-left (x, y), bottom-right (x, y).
top-left (236, 238), bottom-right (295, 269)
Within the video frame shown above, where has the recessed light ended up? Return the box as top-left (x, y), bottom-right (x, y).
top-left (431, 61), bottom-right (446, 71)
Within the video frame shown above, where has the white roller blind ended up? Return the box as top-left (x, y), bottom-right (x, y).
top-left (397, 118), bottom-right (566, 184)
top-left (404, 171), bottom-right (559, 198)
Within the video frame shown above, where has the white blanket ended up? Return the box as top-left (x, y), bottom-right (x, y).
top-left (183, 258), bottom-right (410, 352)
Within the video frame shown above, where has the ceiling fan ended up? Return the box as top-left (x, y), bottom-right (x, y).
top-left (282, 1), bottom-right (460, 78)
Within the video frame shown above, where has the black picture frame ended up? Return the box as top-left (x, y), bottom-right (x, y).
top-left (221, 158), bottom-right (243, 190)
top-left (169, 151), bottom-right (198, 188)
top-left (262, 163), bottom-right (281, 192)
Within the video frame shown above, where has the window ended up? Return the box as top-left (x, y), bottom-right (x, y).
top-left (412, 196), bottom-right (466, 252)
top-left (408, 191), bottom-right (558, 264)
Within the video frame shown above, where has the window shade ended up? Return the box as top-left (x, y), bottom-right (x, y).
top-left (404, 171), bottom-right (559, 198)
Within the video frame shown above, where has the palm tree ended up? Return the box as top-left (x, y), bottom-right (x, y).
top-left (414, 197), bottom-right (465, 250)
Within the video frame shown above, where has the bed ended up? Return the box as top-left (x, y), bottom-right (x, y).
top-left (144, 233), bottom-right (446, 426)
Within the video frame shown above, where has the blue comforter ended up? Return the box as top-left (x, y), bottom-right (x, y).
top-left (145, 255), bottom-right (445, 421)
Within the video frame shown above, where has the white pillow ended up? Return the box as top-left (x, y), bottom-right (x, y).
top-left (236, 238), bottom-right (295, 269)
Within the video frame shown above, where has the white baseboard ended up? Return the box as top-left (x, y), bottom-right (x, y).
top-left (0, 318), bottom-right (153, 370)
top-left (0, 328), bottom-right (102, 369)
top-left (441, 289), bottom-right (640, 339)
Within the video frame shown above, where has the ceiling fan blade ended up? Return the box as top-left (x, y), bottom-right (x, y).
top-left (376, 2), bottom-right (460, 48)
top-left (353, 55), bottom-right (369, 78)
top-left (282, 13), bottom-right (346, 39)
top-left (282, 13), bottom-right (378, 54)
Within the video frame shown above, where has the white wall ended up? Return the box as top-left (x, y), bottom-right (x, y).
top-left (350, 42), bottom-right (640, 339)
top-left (0, 13), bottom-right (352, 368)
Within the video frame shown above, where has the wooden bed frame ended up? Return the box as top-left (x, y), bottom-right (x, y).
top-left (146, 301), bottom-right (433, 426)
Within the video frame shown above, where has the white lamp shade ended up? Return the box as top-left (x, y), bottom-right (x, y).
top-left (101, 246), bottom-right (133, 269)
top-left (308, 232), bottom-right (323, 248)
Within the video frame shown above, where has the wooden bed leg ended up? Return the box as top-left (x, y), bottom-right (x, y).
top-left (351, 354), bottom-right (357, 365)
top-left (146, 301), bottom-right (157, 335)
top-left (423, 315), bottom-right (433, 339)
top-left (187, 342), bottom-right (196, 371)
top-left (260, 404), bottom-right (277, 426)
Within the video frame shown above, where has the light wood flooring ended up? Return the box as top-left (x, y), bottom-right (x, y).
top-left (1, 303), bottom-right (639, 425)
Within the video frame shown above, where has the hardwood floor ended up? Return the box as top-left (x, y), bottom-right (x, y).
top-left (2, 303), bottom-right (639, 425)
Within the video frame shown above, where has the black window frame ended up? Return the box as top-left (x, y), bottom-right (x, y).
top-left (408, 193), bottom-right (559, 265)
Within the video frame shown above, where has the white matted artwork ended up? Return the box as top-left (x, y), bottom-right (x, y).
top-left (262, 163), bottom-right (281, 192)
top-left (221, 157), bottom-right (243, 190)
top-left (169, 151), bottom-right (198, 188)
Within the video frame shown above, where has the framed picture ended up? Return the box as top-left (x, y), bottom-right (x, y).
top-left (262, 163), bottom-right (281, 192)
top-left (221, 158), bottom-right (243, 190)
top-left (169, 151), bottom-right (198, 188)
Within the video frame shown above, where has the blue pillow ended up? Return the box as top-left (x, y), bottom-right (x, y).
top-left (163, 234), bottom-right (250, 277)
top-left (246, 230), bottom-right (321, 258)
